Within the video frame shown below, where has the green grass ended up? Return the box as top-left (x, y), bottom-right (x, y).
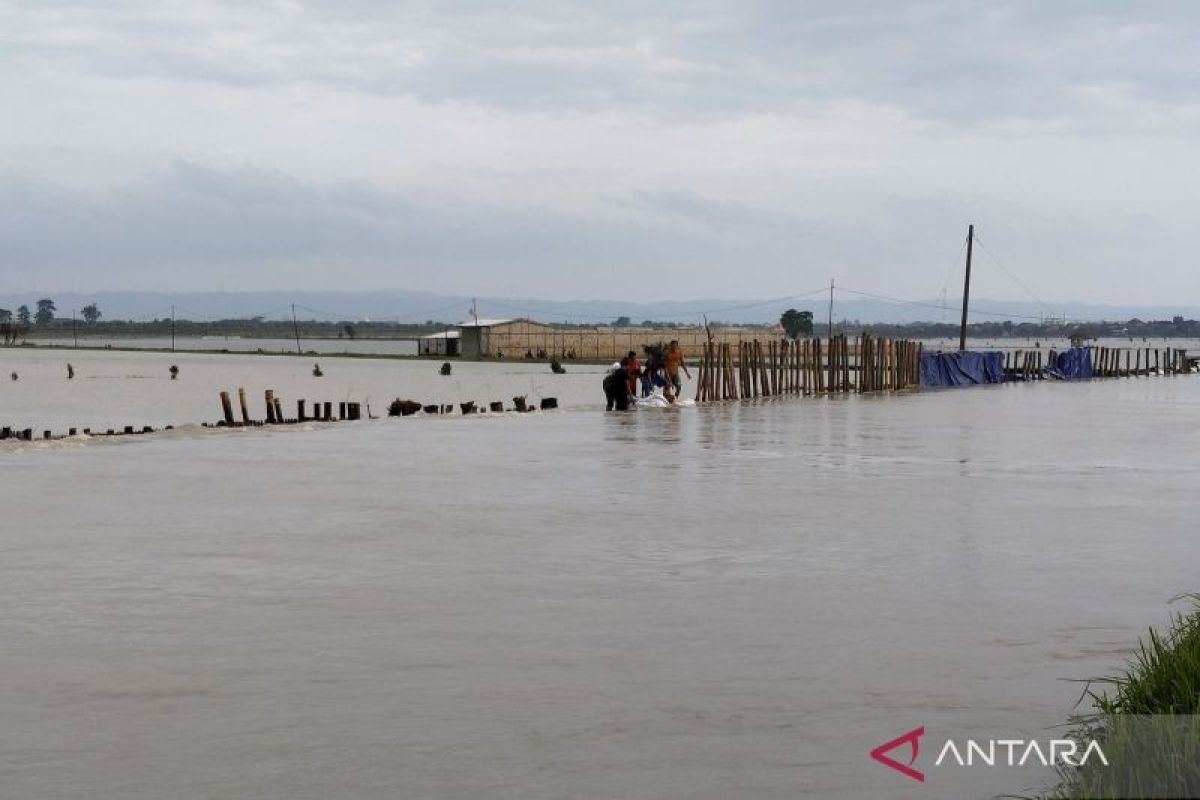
top-left (1044, 597), bottom-right (1200, 799)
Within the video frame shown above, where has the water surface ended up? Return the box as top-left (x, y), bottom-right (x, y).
top-left (1, 349), bottom-right (1197, 798)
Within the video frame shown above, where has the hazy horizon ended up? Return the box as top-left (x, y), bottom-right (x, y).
top-left (4, 288), bottom-right (1200, 326)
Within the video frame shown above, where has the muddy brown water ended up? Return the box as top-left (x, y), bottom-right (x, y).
top-left (1, 347), bottom-right (1198, 798)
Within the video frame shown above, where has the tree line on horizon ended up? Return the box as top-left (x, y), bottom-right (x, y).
top-left (3, 299), bottom-right (1200, 345)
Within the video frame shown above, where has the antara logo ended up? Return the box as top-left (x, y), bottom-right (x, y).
top-left (869, 726), bottom-right (925, 782)
top-left (870, 727), bottom-right (1107, 783)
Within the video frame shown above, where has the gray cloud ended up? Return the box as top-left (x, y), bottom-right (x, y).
top-left (2, 1), bottom-right (1200, 305)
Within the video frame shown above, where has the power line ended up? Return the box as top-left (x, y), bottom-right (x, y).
top-left (834, 285), bottom-right (1048, 321)
top-left (971, 235), bottom-right (1052, 314)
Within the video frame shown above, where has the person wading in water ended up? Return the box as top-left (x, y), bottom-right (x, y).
top-left (663, 340), bottom-right (691, 399)
top-left (603, 362), bottom-right (633, 411)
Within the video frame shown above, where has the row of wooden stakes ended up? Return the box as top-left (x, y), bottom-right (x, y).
top-left (1087, 346), bottom-right (1189, 378)
top-left (1005, 347), bottom-right (1194, 380)
top-left (387, 396), bottom-right (559, 416)
top-left (216, 389), bottom-right (363, 427)
top-left (0, 424), bottom-right (165, 442)
top-left (694, 335), bottom-right (923, 402)
top-left (215, 389), bottom-right (562, 426)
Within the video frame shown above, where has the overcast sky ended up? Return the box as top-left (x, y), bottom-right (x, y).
top-left (2, 1), bottom-right (1198, 306)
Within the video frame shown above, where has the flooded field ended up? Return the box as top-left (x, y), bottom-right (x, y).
top-left (1, 347), bottom-right (1198, 798)
top-left (0, 348), bottom-right (611, 432)
top-left (26, 335), bottom-right (423, 356)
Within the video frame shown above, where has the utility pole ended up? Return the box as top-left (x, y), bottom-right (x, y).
top-left (827, 279), bottom-right (835, 340)
top-left (291, 303), bottom-right (302, 354)
top-left (72, 309), bottom-right (78, 348)
top-left (958, 224), bottom-right (974, 352)
top-left (170, 304), bottom-right (176, 352)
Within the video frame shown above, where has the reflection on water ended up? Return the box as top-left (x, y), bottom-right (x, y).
top-left (1, 352), bottom-right (1198, 798)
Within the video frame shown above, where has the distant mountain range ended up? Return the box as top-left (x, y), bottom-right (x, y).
top-left (1, 290), bottom-right (1197, 325)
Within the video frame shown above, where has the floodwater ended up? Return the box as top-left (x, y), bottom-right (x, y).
top-left (27, 335), bottom-right (421, 356)
top-left (2, 347), bottom-right (1199, 798)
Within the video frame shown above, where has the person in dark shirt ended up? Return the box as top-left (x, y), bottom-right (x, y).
top-left (603, 363), bottom-right (632, 411)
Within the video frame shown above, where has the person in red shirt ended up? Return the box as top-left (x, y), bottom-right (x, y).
top-left (620, 350), bottom-right (641, 398)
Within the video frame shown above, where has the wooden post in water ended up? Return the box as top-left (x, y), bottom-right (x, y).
top-left (298, 399), bottom-right (306, 421)
top-left (745, 341), bottom-right (753, 397)
top-left (722, 342), bottom-right (731, 400)
top-left (238, 388), bottom-right (250, 425)
top-left (707, 341), bottom-right (716, 401)
top-left (713, 341), bottom-right (721, 399)
top-left (800, 340), bottom-right (809, 395)
top-left (761, 340), bottom-right (771, 396)
top-left (702, 343), bottom-right (711, 401)
top-left (771, 341), bottom-right (779, 395)
top-left (273, 396), bottom-right (283, 423)
top-left (825, 336), bottom-right (834, 393)
top-left (863, 336), bottom-right (873, 392)
top-left (728, 343), bottom-right (737, 399)
top-left (219, 391), bottom-right (235, 426)
top-left (842, 335), bottom-right (851, 391)
top-left (816, 338), bottom-right (825, 393)
top-left (858, 336), bottom-right (867, 393)
top-left (265, 390), bottom-right (276, 423)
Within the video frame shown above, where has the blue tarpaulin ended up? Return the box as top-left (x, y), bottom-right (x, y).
top-left (919, 350), bottom-right (1006, 386)
top-left (1045, 346), bottom-right (1093, 380)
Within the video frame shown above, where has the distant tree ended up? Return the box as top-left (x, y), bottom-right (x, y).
top-left (613, 316), bottom-right (632, 327)
top-left (780, 308), bottom-right (814, 339)
top-left (81, 303), bottom-right (102, 323)
top-left (17, 305), bottom-right (31, 325)
top-left (0, 309), bottom-right (10, 322)
top-left (343, 324), bottom-right (356, 339)
top-left (35, 298), bottom-right (56, 326)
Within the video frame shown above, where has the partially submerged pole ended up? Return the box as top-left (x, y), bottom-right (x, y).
top-left (292, 303), bottom-right (302, 355)
top-left (219, 391), bottom-right (235, 426)
top-left (959, 224), bottom-right (974, 352)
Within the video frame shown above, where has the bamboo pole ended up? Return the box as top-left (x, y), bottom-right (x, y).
top-left (727, 341), bottom-right (734, 398)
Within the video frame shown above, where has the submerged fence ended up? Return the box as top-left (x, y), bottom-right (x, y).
top-left (1006, 345), bottom-right (1193, 381)
top-left (694, 335), bottom-right (923, 402)
top-left (694, 338), bottom-right (1195, 402)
